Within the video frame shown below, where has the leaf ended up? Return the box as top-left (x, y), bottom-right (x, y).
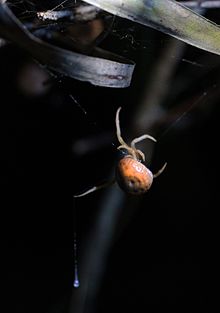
top-left (0, 1), bottom-right (135, 88)
top-left (83, 0), bottom-right (220, 55)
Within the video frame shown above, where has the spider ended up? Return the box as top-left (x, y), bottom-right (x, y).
top-left (74, 107), bottom-right (167, 197)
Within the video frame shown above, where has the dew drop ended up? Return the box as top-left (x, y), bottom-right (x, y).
top-left (73, 231), bottom-right (80, 288)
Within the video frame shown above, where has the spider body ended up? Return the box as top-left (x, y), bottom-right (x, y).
top-left (116, 156), bottom-right (153, 195)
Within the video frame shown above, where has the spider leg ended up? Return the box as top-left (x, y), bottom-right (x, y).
top-left (153, 162), bottom-right (167, 178)
top-left (135, 149), bottom-right (145, 162)
top-left (130, 134), bottom-right (156, 149)
top-left (130, 134), bottom-right (156, 162)
top-left (116, 107), bottom-right (128, 147)
top-left (117, 144), bottom-right (130, 151)
top-left (74, 179), bottom-right (116, 198)
top-left (117, 145), bottom-right (137, 159)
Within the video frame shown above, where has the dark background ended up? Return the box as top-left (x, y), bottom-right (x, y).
top-left (1, 3), bottom-right (219, 313)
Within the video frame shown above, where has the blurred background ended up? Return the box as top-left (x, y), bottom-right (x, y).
top-left (1, 1), bottom-right (219, 313)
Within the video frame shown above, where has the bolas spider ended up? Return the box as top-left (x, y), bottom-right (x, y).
top-left (74, 107), bottom-right (166, 197)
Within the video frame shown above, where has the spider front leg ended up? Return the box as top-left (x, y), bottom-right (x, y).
top-left (116, 107), bottom-right (138, 159)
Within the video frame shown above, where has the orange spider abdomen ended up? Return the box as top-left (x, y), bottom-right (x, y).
top-left (116, 156), bottom-right (153, 195)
